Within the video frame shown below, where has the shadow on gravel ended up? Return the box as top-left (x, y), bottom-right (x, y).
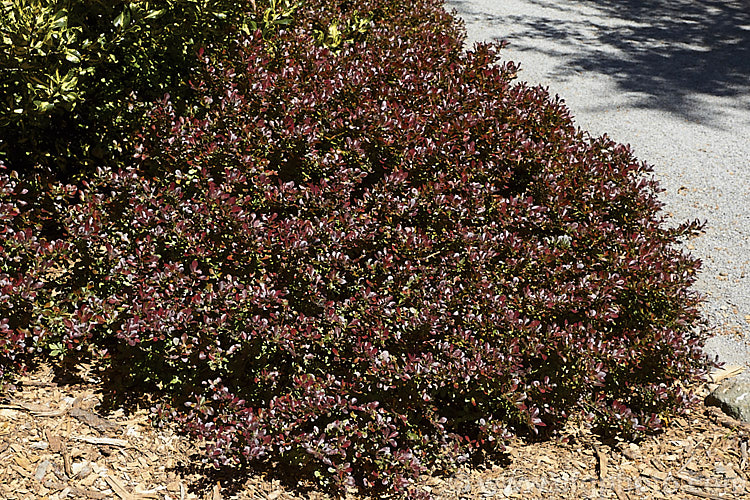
top-left (447, 0), bottom-right (750, 122)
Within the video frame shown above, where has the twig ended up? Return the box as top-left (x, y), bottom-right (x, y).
top-left (681, 486), bottom-right (728, 499)
top-left (594, 445), bottom-right (607, 479)
top-left (613, 484), bottom-right (627, 500)
top-left (0, 404), bottom-right (27, 411)
top-left (2, 400), bottom-right (71, 417)
top-left (70, 407), bottom-right (118, 432)
top-left (104, 474), bottom-right (135, 500)
top-left (70, 435), bottom-right (130, 447)
top-left (678, 435), bottom-right (706, 475)
top-left (62, 445), bottom-right (73, 477)
top-left (44, 479), bottom-right (107, 499)
top-left (709, 365), bottom-right (745, 384)
top-left (706, 406), bottom-right (750, 435)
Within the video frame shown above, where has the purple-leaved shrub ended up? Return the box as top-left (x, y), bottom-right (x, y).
top-left (0, 165), bottom-right (77, 384)
top-left (1, 0), bottom-right (708, 495)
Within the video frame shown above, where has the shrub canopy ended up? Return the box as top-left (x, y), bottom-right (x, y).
top-left (0, 0), bottom-right (708, 495)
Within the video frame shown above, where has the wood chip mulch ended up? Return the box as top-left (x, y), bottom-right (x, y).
top-left (1, 364), bottom-right (748, 500)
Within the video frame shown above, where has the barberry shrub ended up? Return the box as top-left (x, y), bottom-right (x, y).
top-left (12, 0), bottom-right (708, 494)
top-left (0, 165), bottom-right (78, 384)
top-left (0, 167), bottom-right (32, 382)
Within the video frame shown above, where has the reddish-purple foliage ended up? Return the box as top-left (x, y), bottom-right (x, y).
top-left (4, 0), bottom-right (708, 494)
top-left (0, 167), bottom-right (30, 382)
top-left (0, 165), bottom-right (76, 383)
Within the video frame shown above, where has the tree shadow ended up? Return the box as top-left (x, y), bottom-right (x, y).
top-left (447, 0), bottom-right (750, 125)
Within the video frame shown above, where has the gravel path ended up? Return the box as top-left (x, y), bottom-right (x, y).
top-left (445, 0), bottom-right (750, 371)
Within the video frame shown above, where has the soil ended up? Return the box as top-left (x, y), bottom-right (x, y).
top-left (1, 364), bottom-right (748, 500)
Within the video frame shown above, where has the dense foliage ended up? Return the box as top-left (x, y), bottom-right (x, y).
top-left (0, 164), bottom-right (75, 380)
top-left (0, 0), bottom-right (297, 179)
top-left (0, 0), bottom-right (708, 495)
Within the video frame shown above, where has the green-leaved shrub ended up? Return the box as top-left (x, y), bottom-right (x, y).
top-left (0, 0), bottom-right (296, 180)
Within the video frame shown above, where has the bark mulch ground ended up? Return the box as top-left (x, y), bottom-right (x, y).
top-left (1, 363), bottom-right (748, 500)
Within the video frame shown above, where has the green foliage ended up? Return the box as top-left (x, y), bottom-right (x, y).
top-left (0, 0), bottom-right (86, 116)
top-left (313, 10), bottom-right (371, 51)
top-left (0, 0), bottom-right (275, 180)
top-left (248, 0), bottom-right (299, 37)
